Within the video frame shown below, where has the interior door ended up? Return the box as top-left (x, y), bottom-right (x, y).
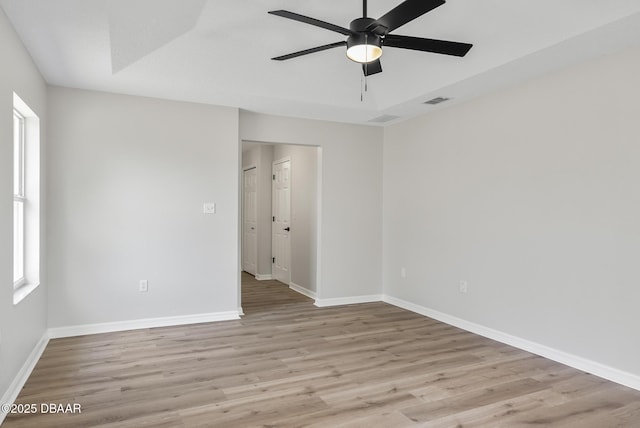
top-left (243, 167), bottom-right (257, 276)
top-left (272, 159), bottom-right (291, 284)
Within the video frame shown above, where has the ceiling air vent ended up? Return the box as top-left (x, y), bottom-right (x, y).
top-left (424, 97), bottom-right (450, 105)
top-left (368, 114), bottom-right (400, 123)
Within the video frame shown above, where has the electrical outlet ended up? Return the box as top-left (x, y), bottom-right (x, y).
top-left (459, 280), bottom-right (468, 293)
top-left (139, 280), bottom-right (148, 292)
top-left (400, 267), bottom-right (407, 278)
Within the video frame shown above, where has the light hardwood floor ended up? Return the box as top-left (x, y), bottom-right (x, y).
top-left (4, 273), bottom-right (640, 427)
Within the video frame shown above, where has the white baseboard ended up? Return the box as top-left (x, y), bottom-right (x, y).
top-left (1, 311), bottom-right (240, 424)
top-left (48, 311), bottom-right (241, 339)
top-left (289, 282), bottom-right (316, 299)
top-left (255, 274), bottom-right (273, 281)
top-left (315, 294), bottom-right (382, 307)
top-left (382, 295), bottom-right (640, 392)
top-left (1, 332), bottom-right (49, 425)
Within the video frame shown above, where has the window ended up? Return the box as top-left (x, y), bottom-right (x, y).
top-left (12, 93), bottom-right (40, 304)
top-left (13, 109), bottom-right (25, 288)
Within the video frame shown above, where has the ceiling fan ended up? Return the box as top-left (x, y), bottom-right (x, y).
top-left (269, 0), bottom-right (473, 76)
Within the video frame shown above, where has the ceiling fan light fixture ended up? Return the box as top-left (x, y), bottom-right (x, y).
top-left (346, 33), bottom-right (382, 63)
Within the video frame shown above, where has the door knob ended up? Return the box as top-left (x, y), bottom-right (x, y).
top-left (284, 227), bottom-right (290, 231)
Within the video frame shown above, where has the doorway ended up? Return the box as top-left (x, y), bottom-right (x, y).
top-left (240, 142), bottom-right (320, 309)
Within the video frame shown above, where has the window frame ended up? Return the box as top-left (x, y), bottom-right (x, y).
top-left (12, 92), bottom-right (40, 305)
top-left (13, 108), bottom-right (26, 290)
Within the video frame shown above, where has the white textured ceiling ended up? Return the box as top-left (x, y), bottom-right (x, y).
top-left (2, 0), bottom-right (640, 125)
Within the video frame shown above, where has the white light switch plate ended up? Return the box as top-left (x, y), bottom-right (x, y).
top-left (203, 203), bottom-right (216, 214)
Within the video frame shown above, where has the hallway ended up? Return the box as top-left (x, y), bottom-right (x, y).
top-left (241, 271), bottom-right (312, 315)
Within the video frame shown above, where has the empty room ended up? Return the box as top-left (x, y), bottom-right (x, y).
top-left (2, 0), bottom-right (640, 426)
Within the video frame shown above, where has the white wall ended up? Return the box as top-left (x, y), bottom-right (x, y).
top-left (0, 8), bottom-right (48, 402)
top-left (273, 144), bottom-right (318, 293)
top-left (383, 45), bottom-right (640, 377)
top-left (240, 112), bottom-right (383, 301)
top-left (47, 87), bottom-right (240, 327)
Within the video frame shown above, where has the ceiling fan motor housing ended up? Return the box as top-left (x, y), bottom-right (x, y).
top-left (350, 17), bottom-right (387, 35)
top-left (350, 17), bottom-right (375, 32)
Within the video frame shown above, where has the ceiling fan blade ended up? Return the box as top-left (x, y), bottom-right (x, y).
top-left (369, 0), bottom-right (445, 34)
top-left (384, 34), bottom-right (472, 57)
top-left (268, 10), bottom-right (352, 36)
top-left (362, 59), bottom-right (382, 76)
top-left (272, 41), bottom-right (347, 61)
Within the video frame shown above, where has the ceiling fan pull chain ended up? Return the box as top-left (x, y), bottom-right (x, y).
top-left (365, 33), bottom-right (369, 93)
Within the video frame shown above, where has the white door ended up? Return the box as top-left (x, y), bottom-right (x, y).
top-left (272, 159), bottom-right (291, 284)
top-left (243, 167), bottom-right (257, 276)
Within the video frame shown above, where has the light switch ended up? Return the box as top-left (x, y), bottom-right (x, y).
top-left (203, 203), bottom-right (216, 214)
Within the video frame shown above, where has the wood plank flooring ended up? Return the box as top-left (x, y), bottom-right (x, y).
top-left (4, 272), bottom-right (640, 427)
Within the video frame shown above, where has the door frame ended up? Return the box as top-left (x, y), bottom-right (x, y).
top-left (242, 165), bottom-right (258, 276)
